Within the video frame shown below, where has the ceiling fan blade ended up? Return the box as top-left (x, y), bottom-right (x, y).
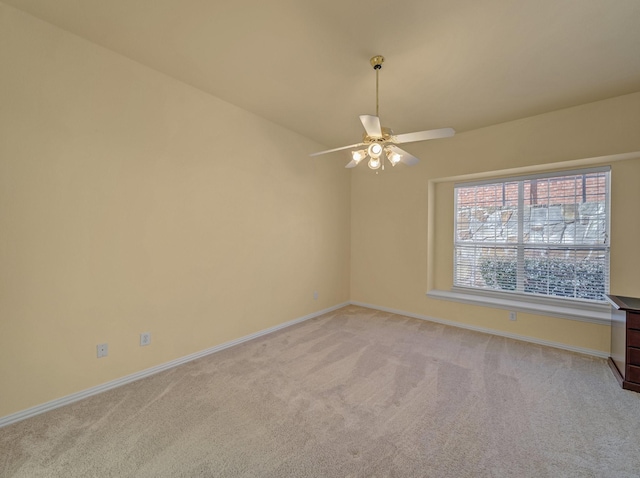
top-left (394, 127), bottom-right (455, 144)
top-left (345, 160), bottom-right (358, 168)
top-left (387, 145), bottom-right (420, 166)
top-left (359, 115), bottom-right (383, 138)
top-left (310, 143), bottom-right (365, 157)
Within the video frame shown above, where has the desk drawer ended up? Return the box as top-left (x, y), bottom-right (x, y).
top-left (628, 330), bottom-right (640, 348)
top-left (628, 312), bottom-right (640, 330)
top-left (627, 365), bottom-right (640, 384)
top-left (629, 347), bottom-right (640, 367)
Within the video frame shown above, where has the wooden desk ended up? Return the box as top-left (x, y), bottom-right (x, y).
top-left (606, 294), bottom-right (640, 393)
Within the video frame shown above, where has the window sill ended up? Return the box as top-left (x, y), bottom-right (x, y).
top-left (426, 289), bottom-right (612, 325)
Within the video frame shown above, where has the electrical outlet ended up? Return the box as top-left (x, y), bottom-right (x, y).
top-left (97, 343), bottom-right (108, 358)
top-left (140, 332), bottom-right (151, 346)
top-left (509, 311), bottom-right (517, 321)
top-left (313, 290), bottom-right (318, 300)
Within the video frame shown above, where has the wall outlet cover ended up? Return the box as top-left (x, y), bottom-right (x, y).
top-left (97, 343), bottom-right (108, 358)
top-left (140, 333), bottom-right (151, 346)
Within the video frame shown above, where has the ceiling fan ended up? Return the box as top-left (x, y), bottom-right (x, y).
top-left (310, 55), bottom-right (455, 170)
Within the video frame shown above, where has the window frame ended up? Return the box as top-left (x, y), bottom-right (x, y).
top-left (452, 166), bottom-right (611, 308)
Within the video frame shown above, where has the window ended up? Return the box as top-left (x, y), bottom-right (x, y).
top-left (454, 168), bottom-right (610, 303)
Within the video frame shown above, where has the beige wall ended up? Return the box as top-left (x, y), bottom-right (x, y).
top-left (351, 92), bottom-right (640, 353)
top-left (0, 5), bottom-right (350, 418)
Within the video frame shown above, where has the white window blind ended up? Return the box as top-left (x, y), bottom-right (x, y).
top-left (454, 168), bottom-right (610, 303)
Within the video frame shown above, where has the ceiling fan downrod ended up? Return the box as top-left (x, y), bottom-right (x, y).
top-left (370, 55), bottom-right (384, 118)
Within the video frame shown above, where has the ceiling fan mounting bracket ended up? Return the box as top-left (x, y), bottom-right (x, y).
top-left (370, 55), bottom-right (384, 70)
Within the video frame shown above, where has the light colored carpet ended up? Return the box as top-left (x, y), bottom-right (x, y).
top-left (1, 305), bottom-right (640, 477)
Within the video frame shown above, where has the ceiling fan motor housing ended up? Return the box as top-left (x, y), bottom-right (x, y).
top-left (363, 126), bottom-right (393, 144)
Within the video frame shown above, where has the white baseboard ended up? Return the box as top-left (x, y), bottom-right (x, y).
top-left (349, 301), bottom-right (610, 359)
top-left (0, 302), bottom-right (349, 429)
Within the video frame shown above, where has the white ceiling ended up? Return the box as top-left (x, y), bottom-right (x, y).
top-left (5, 0), bottom-right (640, 149)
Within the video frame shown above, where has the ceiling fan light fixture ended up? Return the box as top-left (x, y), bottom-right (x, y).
top-left (352, 149), bottom-right (367, 163)
top-left (386, 148), bottom-right (401, 166)
top-left (368, 143), bottom-right (383, 159)
top-left (368, 157), bottom-right (381, 170)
